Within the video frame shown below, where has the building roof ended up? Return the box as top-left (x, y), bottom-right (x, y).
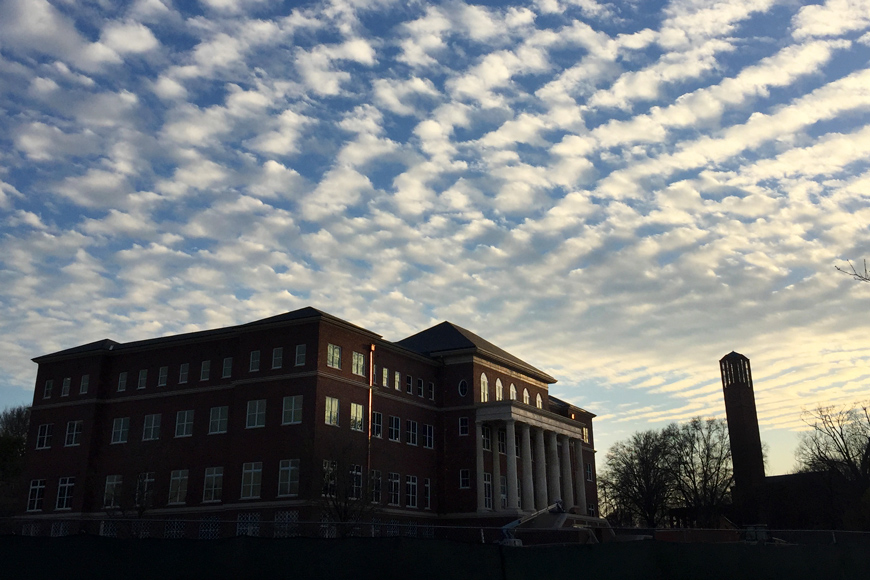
top-left (396, 321), bottom-right (556, 384)
top-left (33, 307), bottom-right (380, 363)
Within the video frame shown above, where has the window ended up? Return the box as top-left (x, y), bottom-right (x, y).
top-left (523, 388), bottom-right (530, 405)
top-left (168, 470), bottom-right (189, 504)
top-left (295, 344), bottom-right (306, 366)
top-left (241, 462), bottom-right (262, 499)
top-left (322, 460), bottom-right (337, 497)
top-left (500, 475), bottom-right (507, 508)
top-left (136, 472), bottom-right (155, 507)
top-left (406, 475), bottom-right (417, 508)
top-left (372, 412), bottom-right (383, 438)
top-left (417, 378), bottom-right (424, 397)
top-left (65, 420), bottom-right (83, 447)
top-left (118, 373), bottom-right (127, 392)
top-left (394, 371), bottom-right (400, 390)
top-left (424, 478), bottom-right (431, 509)
top-left (428, 382), bottom-right (435, 400)
top-left (509, 384), bottom-right (517, 400)
top-left (483, 473), bottom-right (493, 509)
top-left (423, 424), bottom-right (434, 449)
top-left (406, 375), bottom-right (413, 394)
top-left (179, 363), bottom-right (189, 384)
top-left (175, 410), bottom-right (194, 437)
top-left (61, 377), bottom-right (71, 397)
top-left (272, 347), bottom-right (283, 369)
top-left (111, 418), bottom-right (129, 444)
top-left (28, 479), bottom-right (46, 512)
top-left (157, 367), bottom-right (168, 387)
top-left (352, 352), bottom-right (365, 376)
top-left (586, 463), bottom-right (594, 482)
top-left (587, 503), bottom-right (596, 517)
top-left (482, 425), bottom-right (491, 451)
top-left (458, 379), bottom-right (468, 397)
top-left (203, 467), bottom-right (223, 502)
top-left (246, 400), bottom-right (266, 428)
top-left (325, 396), bottom-right (339, 426)
top-left (582, 426), bottom-right (589, 443)
top-left (55, 477), bottom-right (74, 510)
top-left (250, 350), bottom-right (260, 372)
top-left (104, 475), bottom-right (122, 508)
top-left (350, 402), bottom-right (364, 431)
top-left (370, 470), bottom-right (382, 503)
top-left (200, 360), bottom-right (210, 381)
top-left (278, 459), bottom-right (300, 496)
top-left (137, 370), bottom-right (147, 389)
top-left (327, 344), bottom-right (341, 369)
top-left (495, 379), bottom-right (503, 401)
top-left (459, 417), bottom-right (469, 436)
top-left (388, 473), bottom-right (400, 505)
top-left (43, 379), bottom-right (53, 399)
top-left (282, 395), bottom-right (302, 425)
top-left (388, 416), bottom-right (400, 441)
top-left (142, 414), bottom-right (161, 440)
top-left (498, 429), bottom-right (506, 454)
top-left (350, 464), bottom-right (363, 499)
top-left (406, 420), bottom-right (418, 446)
top-left (80, 374), bottom-right (90, 394)
top-left (209, 406), bottom-right (228, 434)
top-left (382, 367), bottom-right (388, 387)
top-left (222, 357), bottom-right (232, 378)
top-left (36, 424), bottom-right (53, 449)
top-left (536, 393), bottom-right (543, 409)
top-left (459, 469), bottom-right (470, 489)
top-left (480, 373), bottom-right (489, 402)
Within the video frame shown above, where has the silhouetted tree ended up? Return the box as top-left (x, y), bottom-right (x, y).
top-left (318, 440), bottom-right (381, 537)
top-left (0, 405), bottom-right (30, 516)
top-left (796, 403), bottom-right (870, 494)
top-left (665, 418), bottom-right (733, 527)
top-left (600, 430), bottom-right (674, 527)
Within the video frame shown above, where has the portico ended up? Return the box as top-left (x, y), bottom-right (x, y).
top-left (475, 401), bottom-right (591, 514)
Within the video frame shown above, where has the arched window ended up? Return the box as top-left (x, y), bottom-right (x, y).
top-left (480, 373), bottom-right (489, 403)
top-left (458, 380), bottom-right (468, 397)
top-left (523, 389), bottom-right (530, 405)
top-left (536, 393), bottom-right (543, 409)
top-left (509, 384), bottom-right (517, 400)
top-left (495, 379), bottom-right (503, 401)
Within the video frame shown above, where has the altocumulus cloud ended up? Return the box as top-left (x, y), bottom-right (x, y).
top-left (1, 0), bottom-right (870, 475)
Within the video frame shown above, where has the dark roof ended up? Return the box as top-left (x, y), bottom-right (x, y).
top-left (33, 307), bottom-right (379, 363)
top-left (396, 321), bottom-right (556, 383)
top-left (720, 351), bottom-right (748, 362)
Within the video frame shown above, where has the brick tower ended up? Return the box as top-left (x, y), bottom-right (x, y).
top-left (720, 351), bottom-right (765, 523)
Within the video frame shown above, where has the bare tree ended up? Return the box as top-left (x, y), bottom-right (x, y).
top-left (318, 440), bottom-right (381, 537)
top-left (664, 418), bottom-right (733, 528)
top-left (600, 430), bottom-right (674, 527)
top-left (836, 260), bottom-right (870, 282)
top-left (796, 403), bottom-right (870, 494)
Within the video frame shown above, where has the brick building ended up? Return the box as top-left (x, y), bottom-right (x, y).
top-left (19, 307), bottom-right (597, 537)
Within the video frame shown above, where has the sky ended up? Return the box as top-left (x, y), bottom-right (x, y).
top-left (1, 0), bottom-right (870, 477)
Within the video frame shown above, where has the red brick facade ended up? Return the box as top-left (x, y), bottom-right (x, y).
top-left (19, 307), bottom-right (597, 537)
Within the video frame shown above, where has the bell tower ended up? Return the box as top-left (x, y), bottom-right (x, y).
top-left (720, 352), bottom-right (765, 521)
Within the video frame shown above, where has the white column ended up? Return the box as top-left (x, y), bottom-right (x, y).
top-left (546, 430), bottom-right (560, 504)
top-left (574, 440), bottom-right (587, 515)
top-left (476, 419), bottom-right (486, 511)
top-left (505, 420), bottom-right (519, 510)
top-left (521, 423), bottom-right (534, 511)
top-left (559, 434), bottom-right (575, 508)
top-left (492, 426), bottom-right (502, 511)
top-left (533, 428), bottom-right (548, 510)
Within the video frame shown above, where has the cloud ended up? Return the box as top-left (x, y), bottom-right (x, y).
top-left (101, 21), bottom-right (161, 54)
